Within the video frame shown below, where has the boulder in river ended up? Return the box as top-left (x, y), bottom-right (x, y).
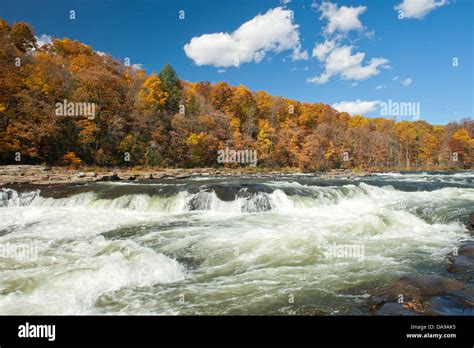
top-left (467, 213), bottom-right (474, 231)
top-left (371, 275), bottom-right (466, 303)
top-left (446, 240), bottom-right (474, 276)
top-left (424, 288), bottom-right (474, 315)
top-left (375, 302), bottom-right (419, 316)
top-left (369, 275), bottom-right (469, 315)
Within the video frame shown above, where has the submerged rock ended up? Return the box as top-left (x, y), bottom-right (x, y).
top-left (467, 213), bottom-right (474, 231)
top-left (425, 288), bottom-right (474, 315)
top-left (371, 275), bottom-right (466, 304)
top-left (368, 275), bottom-right (469, 315)
top-left (446, 241), bottom-right (474, 277)
top-left (459, 241), bottom-right (474, 255)
top-left (375, 302), bottom-right (419, 316)
top-left (447, 255), bottom-right (474, 275)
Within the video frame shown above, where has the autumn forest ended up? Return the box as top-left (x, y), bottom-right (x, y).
top-left (0, 19), bottom-right (473, 171)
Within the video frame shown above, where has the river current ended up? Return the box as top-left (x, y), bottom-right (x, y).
top-left (0, 171), bottom-right (473, 314)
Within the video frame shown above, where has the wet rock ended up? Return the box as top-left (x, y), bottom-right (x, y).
top-left (370, 275), bottom-right (466, 305)
top-left (368, 275), bottom-right (468, 315)
top-left (404, 275), bottom-right (466, 295)
top-left (425, 288), bottom-right (474, 315)
top-left (208, 185), bottom-right (236, 202)
top-left (458, 241), bottom-right (474, 255)
top-left (446, 241), bottom-right (474, 276)
top-left (375, 302), bottom-right (419, 316)
top-left (467, 213), bottom-right (474, 231)
top-left (98, 173), bottom-right (121, 181)
top-left (209, 184), bottom-right (273, 202)
top-left (447, 255), bottom-right (474, 275)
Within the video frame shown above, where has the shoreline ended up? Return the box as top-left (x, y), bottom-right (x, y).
top-left (0, 165), bottom-right (471, 186)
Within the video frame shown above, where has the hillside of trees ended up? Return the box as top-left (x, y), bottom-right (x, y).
top-left (0, 20), bottom-right (473, 171)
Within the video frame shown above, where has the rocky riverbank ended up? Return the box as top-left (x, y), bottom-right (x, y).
top-left (0, 165), bottom-right (365, 186)
top-left (367, 213), bottom-right (474, 315)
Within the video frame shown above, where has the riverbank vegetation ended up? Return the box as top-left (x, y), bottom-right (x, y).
top-left (0, 19), bottom-right (473, 170)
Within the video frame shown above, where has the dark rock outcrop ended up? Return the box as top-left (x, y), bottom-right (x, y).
top-left (98, 173), bottom-right (121, 181)
top-left (375, 302), bottom-right (419, 316)
top-left (425, 288), bottom-right (474, 315)
top-left (445, 214), bottom-right (474, 277)
top-left (370, 275), bottom-right (466, 304)
top-left (446, 240), bottom-right (474, 279)
top-left (368, 275), bottom-right (471, 315)
top-left (467, 213), bottom-right (474, 231)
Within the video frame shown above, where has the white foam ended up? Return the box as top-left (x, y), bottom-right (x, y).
top-left (0, 238), bottom-right (185, 314)
top-left (0, 175), bottom-right (473, 314)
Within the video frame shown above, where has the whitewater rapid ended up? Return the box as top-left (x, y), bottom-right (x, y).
top-left (0, 172), bottom-right (473, 315)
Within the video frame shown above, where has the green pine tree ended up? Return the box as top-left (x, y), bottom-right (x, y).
top-left (158, 64), bottom-right (182, 114)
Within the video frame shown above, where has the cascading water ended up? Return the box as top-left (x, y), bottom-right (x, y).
top-left (0, 172), bottom-right (473, 314)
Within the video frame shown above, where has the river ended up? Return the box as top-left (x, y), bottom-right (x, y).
top-left (0, 171), bottom-right (473, 314)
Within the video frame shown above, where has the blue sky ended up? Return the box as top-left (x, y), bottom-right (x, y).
top-left (0, 0), bottom-right (472, 124)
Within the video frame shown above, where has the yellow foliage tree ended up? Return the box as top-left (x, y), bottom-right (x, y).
top-left (348, 115), bottom-right (369, 128)
top-left (257, 119), bottom-right (275, 162)
top-left (419, 133), bottom-right (439, 166)
top-left (137, 75), bottom-right (168, 111)
top-left (63, 151), bottom-right (82, 166)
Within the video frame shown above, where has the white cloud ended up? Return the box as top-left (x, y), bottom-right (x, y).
top-left (281, 0), bottom-right (291, 4)
top-left (332, 99), bottom-right (380, 115)
top-left (308, 43), bottom-right (389, 84)
top-left (35, 34), bottom-right (52, 47)
top-left (311, 39), bottom-right (336, 60)
top-left (308, 2), bottom-right (388, 84)
top-left (401, 77), bottom-right (413, 86)
top-left (183, 7), bottom-right (307, 68)
top-left (395, 0), bottom-right (448, 19)
top-left (392, 76), bottom-right (399, 81)
top-left (376, 84), bottom-right (387, 90)
top-left (315, 1), bottom-right (367, 35)
top-left (291, 47), bottom-right (309, 60)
